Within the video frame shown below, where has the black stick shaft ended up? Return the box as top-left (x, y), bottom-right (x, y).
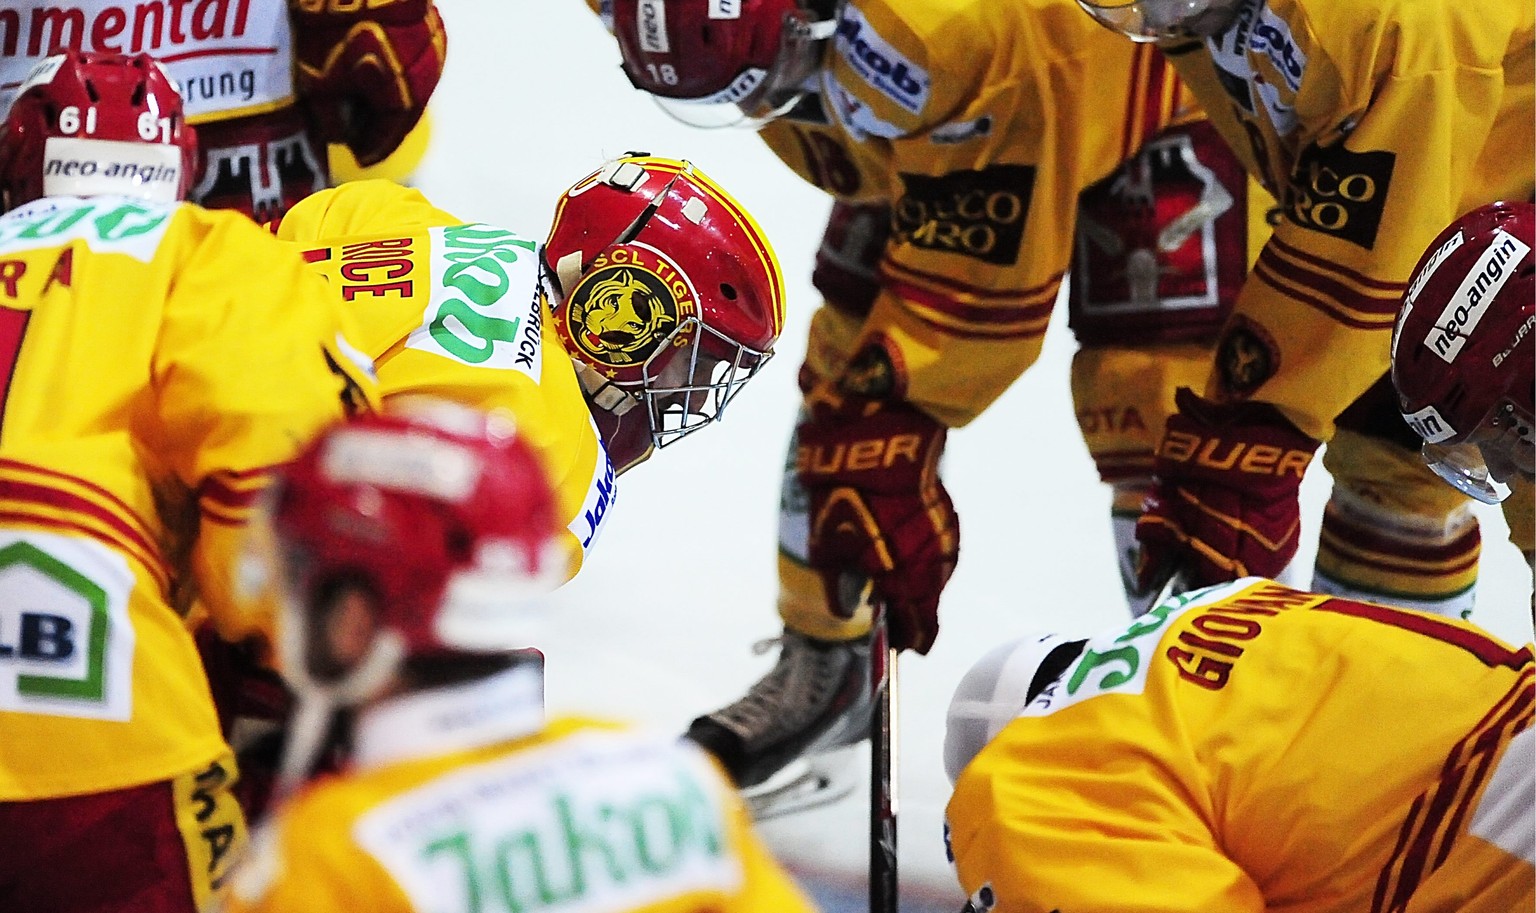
top-left (870, 638), bottom-right (899, 913)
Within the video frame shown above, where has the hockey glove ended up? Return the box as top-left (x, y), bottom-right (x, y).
top-left (1136, 387), bottom-right (1320, 592)
top-left (292, 0), bottom-right (447, 167)
top-left (195, 628), bottom-right (292, 822)
top-left (797, 387), bottom-right (958, 655)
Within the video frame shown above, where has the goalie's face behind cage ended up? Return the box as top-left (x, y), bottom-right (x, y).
top-left (542, 155), bottom-right (786, 473)
top-left (610, 0), bottom-right (836, 129)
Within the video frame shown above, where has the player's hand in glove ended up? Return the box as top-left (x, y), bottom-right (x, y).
top-left (292, 0), bottom-right (447, 167)
top-left (796, 379), bottom-right (959, 655)
top-left (1136, 387), bottom-right (1320, 593)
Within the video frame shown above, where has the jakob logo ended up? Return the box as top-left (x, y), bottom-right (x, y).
top-left (894, 165), bottom-right (1034, 265)
top-left (834, 5), bottom-right (930, 115)
top-left (1283, 142), bottom-right (1395, 249)
top-left (564, 246), bottom-right (696, 369)
top-left (414, 223), bottom-right (542, 379)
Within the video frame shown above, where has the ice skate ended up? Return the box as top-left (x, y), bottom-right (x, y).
top-left (686, 628), bottom-right (873, 791)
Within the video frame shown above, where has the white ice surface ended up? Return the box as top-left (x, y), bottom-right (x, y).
top-left (416, 0), bottom-right (1535, 898)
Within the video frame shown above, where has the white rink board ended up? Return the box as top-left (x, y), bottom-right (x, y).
top-left (417, 0), bottom-right (1536, 898)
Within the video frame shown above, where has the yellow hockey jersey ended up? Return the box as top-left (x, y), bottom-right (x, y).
top-left (223, 665), bottom-right (817, 913)
top-left (756, 0), bottom-right (1210, 426)
top-left (272, 180), bottom-right (615, 579)
top-left (947, 577), bottom-right (1535, 913)
top-left (0, 195), bottom-right (377, 799)
top-left (1158, 0), bottom-right (1536, 440)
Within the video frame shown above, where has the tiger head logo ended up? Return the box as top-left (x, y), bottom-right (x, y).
top-left (565, 263), bottom-right (682, 368)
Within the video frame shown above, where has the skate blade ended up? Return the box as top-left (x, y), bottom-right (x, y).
top-left (744, 744), bottom-right (860, 821)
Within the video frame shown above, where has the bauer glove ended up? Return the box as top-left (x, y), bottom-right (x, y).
top-left (292, 0), bottom-right (446, 167)
top-left (796, 381), bottom-right (958, 654)
top-left (1136, 387), bottom-right (1320, 592)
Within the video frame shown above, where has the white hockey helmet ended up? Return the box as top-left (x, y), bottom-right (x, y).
top-left (943, 633), bottom-right (1087, 784)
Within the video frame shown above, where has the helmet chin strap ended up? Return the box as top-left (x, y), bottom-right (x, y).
top-left (273, 629), bottom-right (408, 805)
top-left (571, 357), bottom-right (641, 416)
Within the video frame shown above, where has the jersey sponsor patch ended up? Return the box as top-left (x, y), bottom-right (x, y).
top-left (0, 532), bottom-right (135, 721)
top-left (894, 165), bottom-right (1034, 266)
top-left (0, 195), bottom-right (172, 262)
top-left (0, 0), bottom-right (295, 122)
top-left (824, 74), bottom-right (906, 141)
top-left (408, 224), bottom-right (544, 380)
top-left (833, 5), bottom-right (930, 115)
top-left (572, 430), bottom-right (618, 554)
top-left (1025, 581), bottom-right (1257, 715)
top-left (1426, 229), bottom-right (1530, 363)
top-left (1208, 0), bottom-right (1301, 137)
top-left (352, 731), bottom-right (743, 913)
top-left (1284, 142), bottom-right (1395, 250)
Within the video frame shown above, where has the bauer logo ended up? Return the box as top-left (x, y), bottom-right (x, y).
top-left (638, 0), bottom-right (670, 53)
top-left (708, 0), bottom-right (741, 19)
top-left (42, 137), bottom-right (182, 205)
top-left (834, 5), bottom-right (930, 115)
top-left (1427, 229), bottom-right (1530, 363)
top-left (562, 244), bottom-right (696, 370)
top-left (410, 224), bottom-right (543, 380)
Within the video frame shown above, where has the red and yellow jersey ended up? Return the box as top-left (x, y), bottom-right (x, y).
top-left (947, 578), bottom-right (1536, 913)
top-left (0, 194), bottom-right (377, 799)
top-left (1160, 0), bottom-right (1535, 440)
top-left (224, 715), bottom-right (817, 913)
top-left (757, 0), bottom-right (1211, 426)
top-left (272, 180), bottom-right (615, 579)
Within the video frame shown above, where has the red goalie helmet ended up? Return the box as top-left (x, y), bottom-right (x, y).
top-left (1391, 201), bottom-right (1536, 503)
top-left (266, 400), bottom-right (567, 694)
top-left (0, 49), bottom-right (198, 212)
top-left (611, 0), bottom-right (835, 127)
top-left (544, 155), bottom-right (786, 472)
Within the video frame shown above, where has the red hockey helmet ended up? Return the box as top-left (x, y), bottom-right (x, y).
top-left (265, 399), bottom-right (568, 701)
top-left (1391, 201), bottom-right (1536, 503)
top-left (0, 50), bottom-right (198, 211)
top-left (544, 155), bottom-right (786, 471)
top-left (611, 0), bottom-right (836, 127)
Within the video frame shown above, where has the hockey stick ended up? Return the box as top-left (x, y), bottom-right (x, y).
top-left (868, 594), bottom-right (899, 913)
